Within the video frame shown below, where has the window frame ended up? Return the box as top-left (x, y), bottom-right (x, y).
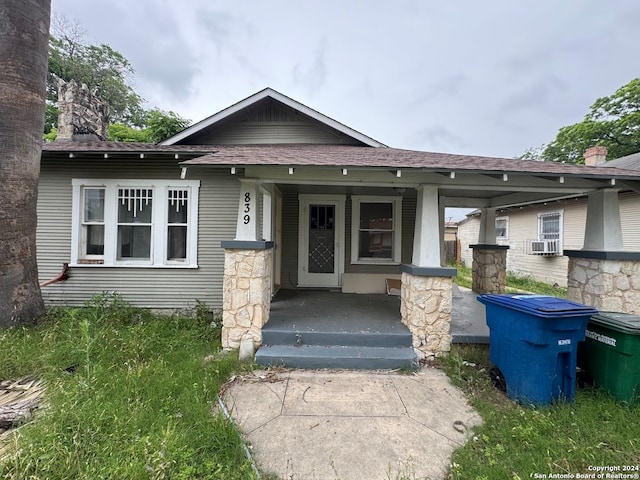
top-left (537, 210), bottom-right (563, 241)
top-left (71, 179), bottom-right (200, 268)
top-left (495, 216), bottom-right (509, 240)
top-left (80, 186), bottom-right (106, 260)
top-left (350, 195), bottom-right (402, 265)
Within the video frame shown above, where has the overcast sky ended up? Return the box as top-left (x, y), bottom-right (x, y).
top-left (51, 0), bottom-right (640, 160)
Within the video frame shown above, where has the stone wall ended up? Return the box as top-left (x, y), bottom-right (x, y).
top-left (400, 272), bottom-right (452, 357)
top-left (57, 79), bottom-right (109, 140)
top-left (222, 248), bottom-right (273, 349)
top-left (567, 257), bottom-right (640, 315)
top-left (472, 246), bottom-right (507, 294)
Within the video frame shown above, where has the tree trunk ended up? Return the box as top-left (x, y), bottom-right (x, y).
top-left (0, 1), bottom-right (51, 327)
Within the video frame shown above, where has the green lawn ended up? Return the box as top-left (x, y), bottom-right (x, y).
top-left (453, 263), bottom-right (568, 298)
top-left (442, 345), bottom-right (640, 480)
top-left (0, 293), bottom-right (257, 480)
top-left (2, 286), bottom-right (637, 480)
top-left (445, 265), bottom-right (639, 479)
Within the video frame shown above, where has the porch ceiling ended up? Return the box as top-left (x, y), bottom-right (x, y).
top-left (180, 144), bottom-right (640, 209)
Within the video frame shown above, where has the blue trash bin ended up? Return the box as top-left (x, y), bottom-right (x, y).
top-left (477, 294), bottom-right (598, 405)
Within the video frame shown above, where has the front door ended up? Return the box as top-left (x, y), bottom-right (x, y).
top-left (298, 195), bottom-right (345, 287)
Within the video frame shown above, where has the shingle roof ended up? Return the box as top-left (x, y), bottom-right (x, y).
top-left (180, 144), bottom-right (640, 179)
top-left (41, 140), bottom-right (640, 180)
top-left (603, 151), bottom-right (640, 171)
top-left (42, 139), bottom-right (215, 155)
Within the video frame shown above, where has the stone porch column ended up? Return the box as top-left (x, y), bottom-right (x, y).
top-left (220, 178), bottom-right (274, 351)
top-left (565, 189), bottom-right (640, 315)
top-left (400, 265), bottom-right (456, 357)
top-left (221, 241), bottom-right (273, 350)
top-left (402, 185), bottom-right (456, 357)
top-left (565, 252), bottom-right (640, 315)
top-left (470, 245), bottom-right (509, 294)
top-left (469, 207), bottom-right (509, 294)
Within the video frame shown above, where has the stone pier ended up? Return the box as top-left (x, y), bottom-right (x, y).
top-left (566, 251), bottom-right (640, 315)
top-left (470, 244), bottom-right (509, 294)
top-left (400, 265), bottom-right (456, 357)
top-left (221, 242), bottom-right (273, 350)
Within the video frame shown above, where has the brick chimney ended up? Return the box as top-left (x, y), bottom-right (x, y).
top-left (583, 146), bottom-right (607, 166)
top-left (56, 79), bottom-right (109, 140)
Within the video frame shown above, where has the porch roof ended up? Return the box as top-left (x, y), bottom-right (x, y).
top-left (180, 144), bottom-right (640, 180)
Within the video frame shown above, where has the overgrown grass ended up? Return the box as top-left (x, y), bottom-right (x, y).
top-left (453, 263), bottom-right (567, 297)
top-left (442, 345), bottom-right (640, 479)
top-left (505, 271), bottom-right (567, 298)
top-left (0, 293), bottom-right (257, 479)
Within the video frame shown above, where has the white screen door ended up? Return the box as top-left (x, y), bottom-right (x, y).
top-left (298, 195), bottom-right (345, 287)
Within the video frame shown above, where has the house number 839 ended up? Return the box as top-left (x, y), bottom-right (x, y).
top-left (243, 192), bottom-right (251, 224)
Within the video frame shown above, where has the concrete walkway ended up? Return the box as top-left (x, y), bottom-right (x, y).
top-left (222, 367), bottom-right (482, 480)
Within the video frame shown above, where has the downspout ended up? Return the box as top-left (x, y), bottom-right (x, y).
top-left (39, 263), bottom-right (70, 287)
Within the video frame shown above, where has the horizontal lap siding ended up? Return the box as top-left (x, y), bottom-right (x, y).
top-left (458, 217), bottom-right (479, 267)
top-left (280, 191), bottom-right (299, 288)
top-left (37, 158), bottom-right (238, 310)
top-left (500, 205), bottom-right (576, 287)
top-left (460, 193), bottom-right (640, 288)
top-left (188, 123), bottom-right (361, 145)
top-left (279, 190), bottom-right (416, 287)
top-left (620, 192), bottom-right (640, 249)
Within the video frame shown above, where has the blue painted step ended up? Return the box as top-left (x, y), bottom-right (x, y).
top-left (255, 345), bottom-right (418, 370)
top-left (261, 328), bottom-right (412, 348)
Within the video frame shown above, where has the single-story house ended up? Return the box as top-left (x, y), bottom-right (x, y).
top-left (38, 86), bottom-right (640, 361)
top-left (458, 149), bottom-right (640, 287)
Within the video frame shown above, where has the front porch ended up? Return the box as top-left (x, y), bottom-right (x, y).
top-left (254, 287), bottom-right (488, 369)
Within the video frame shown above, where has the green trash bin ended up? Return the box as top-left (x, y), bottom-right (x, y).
top-left (578, 311), bottom-right (640, 404)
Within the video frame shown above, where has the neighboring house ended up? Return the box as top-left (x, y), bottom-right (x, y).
top-left (36, 86), bottom-right (640, 357)
top-left (458, 150), bottom-right (640, 287)
top-left (444, 221), bottom-right (458, 242)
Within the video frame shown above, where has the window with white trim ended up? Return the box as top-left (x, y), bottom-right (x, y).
top-left (495, 216), bottom-right (509, 240)
top-left (351, 195), bottom-right (402, 264)
top-left (528, 210), bottom-right (563, 255)
top-left (538, 211), bottom-right (561, 241)
top-left (71, 179), bottom-right (200, 267)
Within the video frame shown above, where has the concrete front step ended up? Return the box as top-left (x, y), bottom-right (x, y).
top-left (255, 345), bottom-right (418, 370)
top-left (261, 328), bottom-right (413, 348)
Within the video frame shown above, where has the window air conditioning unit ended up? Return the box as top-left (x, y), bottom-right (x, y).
top-left (529, 239), bottom-right (560, 255)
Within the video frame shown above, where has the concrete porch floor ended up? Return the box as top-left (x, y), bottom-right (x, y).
top-left (266, 284), bottom-right (489, 344)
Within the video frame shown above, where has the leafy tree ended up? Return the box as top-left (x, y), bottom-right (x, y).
top-left (537, 79), bottom-right (640, 163)
top-left (108, 123), bottom-right (150, 142)
top-left (145, 109), bottom-right (191, 143)
top-left (0, 0), bottom-right (50, 327)
top-left (47, 16), bottom-right (145, 128)
top-left (46, 16), bottom-right (190, 142)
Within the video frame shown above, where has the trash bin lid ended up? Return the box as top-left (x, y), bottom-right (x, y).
top-left (590, 312), bottom-right (640, 335)
top-left (478, 294), bottom-right (598, 318)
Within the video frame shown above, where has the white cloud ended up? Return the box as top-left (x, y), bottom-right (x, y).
top-left (51, 0), bottom-right (640, 158)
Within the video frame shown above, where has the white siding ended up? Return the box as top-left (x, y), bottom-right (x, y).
top-left (458, 217), bottom-right (479, 267)
top-left (37, 157), bottom-right (239, 310)
top-left (620, 191), bottom-right (640, 249)
top-left (457, 192), bottom-right (640, 288)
